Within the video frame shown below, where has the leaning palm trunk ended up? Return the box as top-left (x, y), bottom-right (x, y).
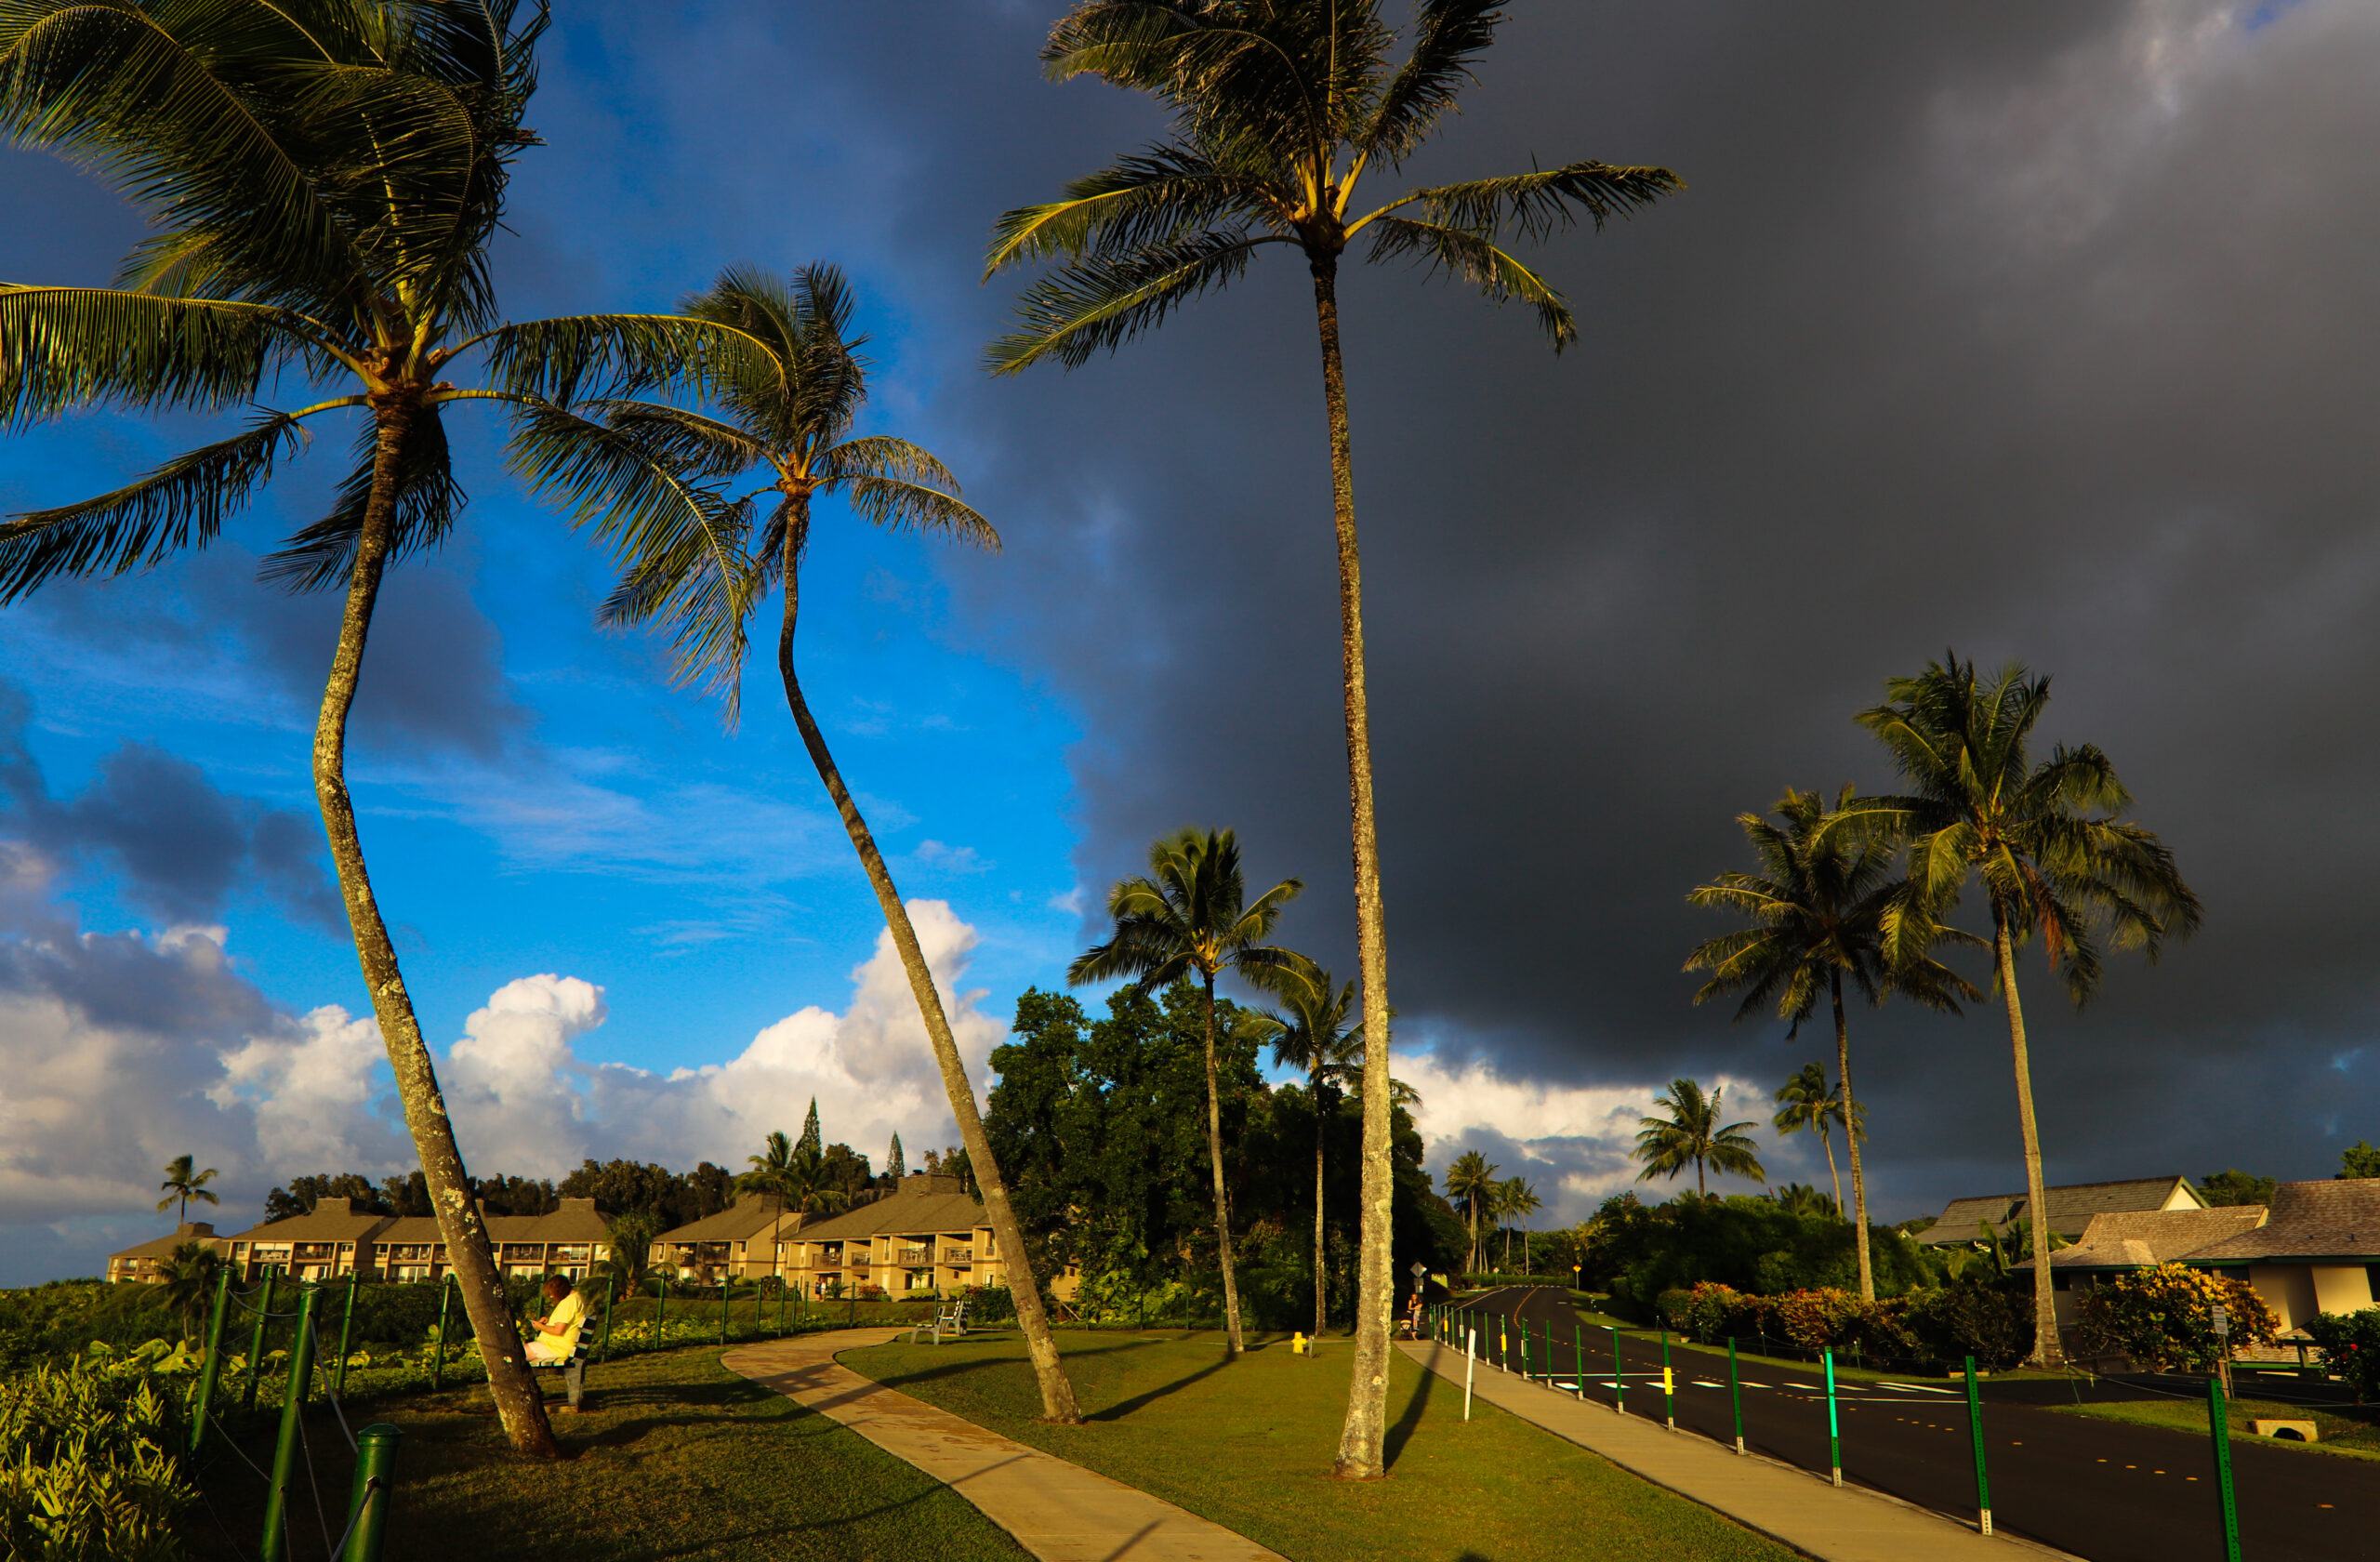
top-left (318, 405), bottom-right (556, 1457)
top-left (1994, 916), bottom-right (2061, 1367)
top-left (1313, 259), bottom-right (1396, 1479)
top-left (1199, 973), bottom-right (1247, 1355)
top-left (1819, 1126), bottom-right (1843, 1219)
top-left (1829, 973), bottom-right (1874, 1302)
top-left (1314, 1087), bottom-right (1329, 1337)
top-left (777, 499), bottom-right (1079, 1422)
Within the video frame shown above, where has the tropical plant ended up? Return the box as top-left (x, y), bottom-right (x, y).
top-left (1253, 964), bottom-right (1362, 1336)
top-left (985, 0), bottom-right (1681, 1480)
top-left (1771, 1065), bottom-right (1848, 1215)
top-left (738, 1132), bottom-right (798, 1204)
top-left (1769, 1182), bottom-right (1839, 1220)
top-left (1442, 1150), bottom-right (1499, 1274)
top-left (1496, 1177), bottom-right (1540, 1268)
top-left (153, 1155), bottom-right (218, 1224)
top-left (2304, 1306), bottom-right (2380, 1399)
top-left (1633, 1079), bottom-right (1766, 1197)
top-left (0, 1349), bottom-right (194, 1562)
top-left (601, 1211), bottom-right (661, 1296)
top-left (1856, 655), bottom-right (2202, 1365)
top-left (0, 0), bottom-right (760, 1457)
top-left (1071, 827), bottom-right (1305, 1357)
top-left (152, 1241), bottom-right (222, 1338)
top-left (547, 262), bottom-right (1080, 1424)
top-left (1686, 787), bottom-right (1980, 1302)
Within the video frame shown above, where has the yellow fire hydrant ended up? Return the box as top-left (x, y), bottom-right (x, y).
top-left (1292, 1332), bottom-right (1309, 1356)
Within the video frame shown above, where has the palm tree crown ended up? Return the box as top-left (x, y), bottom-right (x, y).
top-left (1442, 1148), bottom-right (1498, 1274)
top-left (156, 1154), bottom-right (220, 1222)
top-left (1252, 962), bottom-right (1361, 1335)
top-left (1633, 1079), bottom-right (1765, 1198)
top-left (1770, 1062), bottom-right (1863, 1217)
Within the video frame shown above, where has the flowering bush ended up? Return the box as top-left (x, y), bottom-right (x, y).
top-left (2070, 1264), bottom-right (2279, 1370)
top-left (1658, 1282), bottom-right (1917, 1358)
top-left (2301, 1306), bottom-right (2380, 1398)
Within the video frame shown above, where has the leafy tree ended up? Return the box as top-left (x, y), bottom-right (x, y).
top-left (1634, 1079), bottom-right (1766, 1197)
top-left (154, 1240), bottom-right (223, 1338)
top-left (263, 1172), bottom-right (388, 1223)
top-left (2340, 1143), bottom-right (2380, 1180)
top-left (547, 264), bottom-right (1082, 1425)
top-left (1072, 827), bottom-right (1305, 1357)
top-left (1857, 655), bottom-right (2202, 1366)
top-left (1686, 787), bottom-right (1980, 1301)
top-left (469, 1174), bottom-right (556, 1216)
top-left (154, 1156), bottom-right (219, 1224)
top-left (1443, 1150), bottom-right (1500, 1274)
top-left (0, 0), bottom-right (755, 1458)
top-left (2197, 1170), bottom-right (2276, 1207)
top-left (887, 1133), bottom-right (906, 1183)
top-left (985, 0), bottom-right (1682, 1480)
top-left (1251, 965), bottom-right (1361, 1335)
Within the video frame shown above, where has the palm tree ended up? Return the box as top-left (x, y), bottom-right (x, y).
top-left (1685, 786), bottom-right (1980, 1302)
top-left (985, 0), bottom-right (1681, 1480)
top-left (739, 1132), bottom-right (797, 1203)
top-left (155, 1240), bottom-right (223, 1339)
top-left (0, 0), bottom-right (756, 1457)
top-left (1633, 1079), bottom-right (1766, 1197)
top-left (1254, 965), bottom-right (1362, 1337)
top-left (1770, 1064), bottom-right (1868, 1219)
top-left (1856, 654), bottom-right (2202, 1367)
top-left (1442, 1149), bottom-right (1499, 1275)
top-left (1498, 1177), bottom-right (1540, 1270)
top-left (1769, 1183), bottom-right (1837, 1219)
top-left (1072, 827), bottom-right (1305, 1357)
top-left (155, 1155), bottom-right (219, 1224)
top-left (543, 263), bottom-right (1080, 1424)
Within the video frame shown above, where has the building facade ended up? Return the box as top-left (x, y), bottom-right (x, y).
top-left (104, 1222), bottom-right (227, 1283)
top-left (204, 1197), bottom-right (615, 1282)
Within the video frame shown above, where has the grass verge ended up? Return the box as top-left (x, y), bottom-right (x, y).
top-left (2050, 1394), bottom-right (2380, 1462)
top-left (847, 1329), bottom-right (1795, 1562)
top-left (181, 1343), bottom-right (1032, 1562)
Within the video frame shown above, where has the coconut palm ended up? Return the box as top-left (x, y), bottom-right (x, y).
top-left (1498, 1177), bottom-right (1540, 1270)
top-left (155, 1155), bottom-right (220, 1224)
top-left (155, 1240), bottom-right (223, 1338)
top-left (0, 0), bottom-right (760, 1457)
top-left (1770, 1064), bottom-right (1867, 1219)
top-left (1633, 1079), bottom-right (1765, 1197)
top-left (543, 263), bottom-right (1081, 1423)
top-left (1071, 827), bottom-right (1305, 1357)
top-left (1856, 654), bottom-right (2202, 1367)
top-left (985, 0), bottom-right (1681, 1480)
top-left (1253, 964), bottom-right (1362, 1336)
top-left (1442, 1149), bottom-right (1499, 1274)
top-left (1685, 785), bottom-right (1981, 1301)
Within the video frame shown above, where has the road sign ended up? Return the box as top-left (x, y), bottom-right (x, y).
top-left (1410, 1262), bottom-right (1426, 1277)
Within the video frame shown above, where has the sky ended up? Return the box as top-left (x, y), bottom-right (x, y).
top-left (5, 0), bottom-right (2379, 1285)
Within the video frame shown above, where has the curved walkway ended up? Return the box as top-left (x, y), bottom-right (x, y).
top-left (723, 1329), bottom-right (1283, 1562)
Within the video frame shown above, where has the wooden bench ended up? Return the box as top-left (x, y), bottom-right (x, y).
top-left (531, 1324), bottom-right (593, 1410)
top-left (907, 1298), bottom-right (969, 1344)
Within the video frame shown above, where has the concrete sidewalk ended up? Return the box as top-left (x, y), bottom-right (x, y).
top-left (724, 1329), bottom-right (1282, 1562)
top-left (1398, 1339), bottom-right (2073, 1562)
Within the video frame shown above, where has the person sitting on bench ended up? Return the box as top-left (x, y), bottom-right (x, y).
top-left (525, 1276), bottom-right (586, 1364)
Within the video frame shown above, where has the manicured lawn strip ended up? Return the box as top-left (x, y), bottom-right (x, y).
top-left (847, 1330), bottom-right (1796, 1562)
top-left (2051, 1394), bottom-right (2380, 1463)
top-left (181, 1344), bottom-right (1031, 1562)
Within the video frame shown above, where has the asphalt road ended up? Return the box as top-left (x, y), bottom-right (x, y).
top-left (1448, 1286), bottom-right (2375, 1562)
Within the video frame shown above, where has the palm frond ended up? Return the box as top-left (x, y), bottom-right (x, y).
top-left (258, 404), bottom-right (462, 592)
top-left (0, 285), bottom-right (323, 427)
top-left (985, 144), bottom-right (1279, 274)
top-left (1379, 161), bottom-right (1685, 244)
top-left (1362, 216), bottom-right (1575, 347)
top-left (475, 313), bottom-right (781, 406)
top-left (985, 230), bottom-right (1280, 376)
top-left (1359, 0), bottom-right (1499, 165)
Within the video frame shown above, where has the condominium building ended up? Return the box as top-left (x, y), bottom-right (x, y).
top-left (104, 1222), bottom-right (227, 1283)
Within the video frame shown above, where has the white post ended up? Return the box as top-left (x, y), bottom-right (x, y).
top-left (1464, 1328), bottom-right (1476, 1422)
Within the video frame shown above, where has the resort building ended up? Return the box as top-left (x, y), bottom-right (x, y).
top-left (2016, 1205), bottom-right (2271, 1329)
top-left (650, 1194), bottom-right (804, 1282)
top-left (104, 1222), bottom-right (227, 1283)
top-left (223, 1198), bottom-right (400, 1282)
top-left (2183, 1179), bottom-right (2380, 1333)
top-left (1919, 1175), bottom-right (2205, 1247)
top-left (778, 1172), bottom-right (1019, 1298)
top-left (200, 1196), bottom-right (614, 1283)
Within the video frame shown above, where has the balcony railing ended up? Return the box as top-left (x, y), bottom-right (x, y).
top-left (895, 1247), bottom-right (933, 1265)
top-left (940, 1248), bottom-right (973, 1264)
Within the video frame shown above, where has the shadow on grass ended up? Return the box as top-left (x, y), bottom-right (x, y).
top-left (861, 1332), bottom-right (1175, 1395)
top-left (1384, 1350), bottom-right (1435, 1470)
top-left (1086, 1353), bottom-right (1233, 1423)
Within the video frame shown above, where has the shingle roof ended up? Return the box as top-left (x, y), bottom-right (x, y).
top-left (2019, 1207), bottom-right (2269, 1269)
top-left (225, 1198), bottom-right (393, 1244)
top-left (371, 1205), bottom-right (615, 1249)
top-left (654, 1196), bottom-right (798, 1245)
top-left (794, 1177), bottom-right (989, 1242)
top-left (2185, 1180), bottom-right (2380, 1263)
top-left (1920, 1177), bottom-right (2200, 1245)
top-left (109, 1223), bottom-right (223, 1264)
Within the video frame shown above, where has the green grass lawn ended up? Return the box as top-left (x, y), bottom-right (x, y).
top-left (2051, 1392), bottom-right (2380, 1462)
top-left (180, 1344), bottom-right (1031, 1562)
top-left (846, 1329), bottom-right (1795, 1562)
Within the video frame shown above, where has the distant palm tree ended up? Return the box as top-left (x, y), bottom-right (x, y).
top-left (1443, 1150), bottom-right (1500, 1275)
top-left (1072, 827), bottom-right (1305, 1357)
top-left (554, 262), bottom-right (1079, 1423)
top-left (1498, 1178), bottom-right (1540, 1270)
top-left (1686, 786), bottom-right (1980, 1300)
top-left (154, 1240), bottom-right (223, 1338)
top-left (739, 1132), bottom-right (796, 1202)
top-left (1857, 654), bottom-right (2202, 1367)
top-left (1254, 965), bottom-right (1362, 1337)
top-left (1770, 1064), bottom-right (1867, 1221)
top-left (1769, 1183), bottom-right (1838, 1219)
top-left (155, 1155), bottom-right (219, 1224)
top-left (1634, 1079), bottom-right (1766, 1197)
top-left (986, 0), bottom-right (1682, 1481)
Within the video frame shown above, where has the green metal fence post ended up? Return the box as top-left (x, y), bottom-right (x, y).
top-left (719, 1277), bottom-right (729, 1345)
top-left (1729, 1336), bottom-right (1745, 1454)
top-left (1824, 1349), bottom-right (1843, 1487)
top-left (242, 1268), bottom-right (277, 1410)
top-left (1574, 1317), bottom-right (1585, 1397)
top-left (597, 1277), bottom-right (615, 1362)
top-left (189, 1265), bottom-right (233, 1455)
top-left (2209, 1372), bottom-right (2241, 1562)
top-left (1964, 1356), bottom-right (1992, 1536)
top-left (342, 1423), bottom-right (403, 1562)
top-left (1661, 1329), bottom-right (1675, 1429)
top-left (258, 1286), bottom-right (321, 1562)
top-left (1610, 1326), bottom-right (1626, 1415)
top-left (334, 1269), bottom-right (361, 1400)
top-left (430, 1273), bottom-right (454, 1392)
top-left (657, 1271), bottom-right (668, 1337)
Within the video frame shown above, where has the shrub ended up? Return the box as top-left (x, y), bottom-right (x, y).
top-left (1905, 1274), bottom-right (2032, 1370)
top-left (961, 1284), bottom-right (1016, 1324)
top-left (2070, 1264), bottom-right (2279, 1370)
top-left (0, 1347), bottom-right (195, 1561)
top-left (2302, 1306), bottom-right (2380, 1399)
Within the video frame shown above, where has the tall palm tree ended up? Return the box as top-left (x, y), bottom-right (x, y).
top-left (155, 1155), bottom-right (219, 1224)
top-left (1685, 786), bottom-right (1980, 1302)
top-left (1856, 654), bottom-right (2201, 1367)
top-left (0, 0), bottom-right (756, 1457)
top-left (985, 0), bottom-right (1681, 1480)
top-left (1633, 1079), bottom-right (1766, 1197)
top-left (1498, 1177), bottom-right (1540, 1270)
top-left (1071, 827), bottom-right (1305, 1357)
top-left (1254, 965), bottom-right (1362, 1337)
top-left (739, 1132), bottom-right (797, 1202)
top-left (1442, 1149), bottom-right (1499, 1275)
top-left (548, 262), bottom-right (1083, 1424)
top-left (1770, 1064), bottom-right (1861, 1218)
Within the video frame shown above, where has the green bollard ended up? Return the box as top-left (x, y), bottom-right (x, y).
top-left (1729, 1336), bottom-right (1745, 1453)
top-left (598, 1277), bottom-right (615, 1362)
top-left (342, 1423), bottom-right (403, 1562)
top-left (189, 1265), bottom-right (233, 1455)
top-left (1574, 1317), bottom-right (1586, 1397)
top-left (242, 1268), bottom-right (278, 1410)
top-left (1610, 1326), bottom-right (1627, 1415)
top-left (2208, 1372), bottom-right (2241, 1562)
top-left (430, 1273), bottom-right (454, 1392)
top-left (1662, 1329), bottom-right (1675, 1428)
top-left (334, 1269), bottom-right (361, 1401)
top-left (258, 1287), bottom-right (321, 1562)
top-left (1824, 1349), bottom-right (1843, 1487)
top-left (720, 1277), bottom-right (730, 1344)
top-left (1964, 1356), bottom-right (1992, 1535)
top-left (657, 1272), bottom-right (668, 1338)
